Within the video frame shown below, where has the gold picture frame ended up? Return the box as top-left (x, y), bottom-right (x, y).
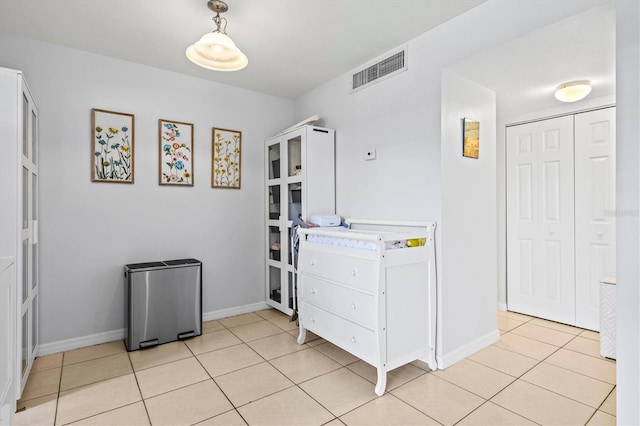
top-left (159, 119), bottom-right (194, 186)
top-left (91, 108), bottom-right (135, 183)
top-left (463, 117), bottom-right (479, 159)
top-left (212, 127), bottom-right (241, 189)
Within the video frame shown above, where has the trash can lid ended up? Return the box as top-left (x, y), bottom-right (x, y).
top-left (163, 258), bottom-right (201, 266)
top-left (125, 261), bottom-right (166, 271)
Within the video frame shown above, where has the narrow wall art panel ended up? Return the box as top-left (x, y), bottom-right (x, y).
top-left (212, 127), bottom-right (241, 189)
top-left (92, 109), bottom-right (135, 183)
top-left (159, 119), bottom-right (194, 186)
top-left (463, 117), bottom-right (480, 159)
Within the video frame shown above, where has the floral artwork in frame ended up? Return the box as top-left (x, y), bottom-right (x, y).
top-left (212, 127), bottom-right (241, 189)
top-left (159, 119), bottom-right (194, 186)
top-left (91, 109), bottom-right (134, 183)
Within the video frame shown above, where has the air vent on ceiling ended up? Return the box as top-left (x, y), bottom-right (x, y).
top-left (351, 47), bottom-right (407, 92)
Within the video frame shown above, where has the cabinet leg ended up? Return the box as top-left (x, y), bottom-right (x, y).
top-left (374, 369), bottom-right (387, 396)
top-left (297, 326), bottom-right (306, 345)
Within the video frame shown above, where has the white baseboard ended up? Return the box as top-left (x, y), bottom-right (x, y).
top-left (436, 329), bottom-right (500, 370)
top-left (203, 301), bottom-right (270, 322)
top-left (38, 301), bottom-right (272, 356)
top-left (497, 302), bottom-right (508, 311)
top-left (38, 328), bottom-right (126, 356)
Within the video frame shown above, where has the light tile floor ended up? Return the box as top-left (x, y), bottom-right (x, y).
top-left (14, 310), bottom-right (616, 425)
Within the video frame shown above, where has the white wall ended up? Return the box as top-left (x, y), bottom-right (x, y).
top-left (294, 0), bottom-right (605, 365)
top-left (440, 70), bottom-right (498, 365)
top-left (615, 1), bottom-right (640, 423)
top-left (0, 33), bottom-right (294, 349)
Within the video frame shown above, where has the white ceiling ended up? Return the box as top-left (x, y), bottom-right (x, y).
top-left (0, 0), bottom-right (615, 113)
top-left (0, 0), bottom-right (484, 99)
top-left (447, 1), bottom-right (615, 117)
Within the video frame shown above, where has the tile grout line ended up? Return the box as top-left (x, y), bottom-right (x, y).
top-left (491, 320), bottom-right (616, 422)
top-left (52, 351), bottom-right (64, 426)
top-left (260, 329), bottom-right (375, 423)
top-left (452, 399), bottom-right (542, 426)
top-left (56, 344), bottom-right (150, 425)
top-left (496, 378), bottom-right (600, 420)
top-left (594, 385), bottom-right (616, 417)
top-left (192, 321), bottom-right (300, 424)
top-left (469, 328), bottom-right (593, 420)
top-left (180, 336), bottom-right (244, 424)
top-left (126, 345), bottom-right (152, 426)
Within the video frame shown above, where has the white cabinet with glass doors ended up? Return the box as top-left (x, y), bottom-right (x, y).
top-left (0, 68), bottom-right (39, 410)
top-left (265, 126), bottom-right (335, 315)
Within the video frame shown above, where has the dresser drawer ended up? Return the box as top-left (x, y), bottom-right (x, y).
top-left (298, 248), bottom-right (378, 292)
top-left (301, 302), bottom-right (379, 364)
top-left (301, 275), bottom-right (377, 328)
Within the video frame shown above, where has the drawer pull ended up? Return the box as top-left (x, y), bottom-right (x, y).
top-left (310, 317), bottom-right (316, 323)
top-left (309, 260), bottom-right (316, 266)
top-left (351, 303), bottom-right (357, 310)
top-left (311, 288), bottom-right (317, 295)
top-left (351, 336), bottom-right (357, 343)
top-left (350, 269), bottom-right (357, 276)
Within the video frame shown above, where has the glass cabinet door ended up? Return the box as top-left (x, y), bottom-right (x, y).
top-left (265, 129), bottom-right (310, 316)
top-left (268, 142), bottom-right (281, 180)
top-left (287, 135), bottom-right (302, 178)
top-left (268, 185), bottom-right (281, 221)
top-left (268, 226), bottom-right (280, 261)
top-left (266, 139), bottom-right (285, 310)
top-left (288, 183), bottom-right (302, 224)
top-left (286, 135), bottom-right (302, 222)
top-left (19, 79), bottom-right (38, 392)
top-left (268, 266), bottom-right (281, 304)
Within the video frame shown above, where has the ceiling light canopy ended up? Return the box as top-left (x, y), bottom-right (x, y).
top-left (186, 0), bottom-right (248, 72)
top-left (554, 80), bottom-right (592, 103)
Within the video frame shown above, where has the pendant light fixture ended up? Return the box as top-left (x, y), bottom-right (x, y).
top-left (186, 0), bottom-right (248, 72)
top-left (554, 80), bottom-right (592, 102)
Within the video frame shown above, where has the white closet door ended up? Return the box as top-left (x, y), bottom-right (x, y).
top-left (574, 108), bottom-right (616, 330)
top-left (507, 116), bottom-right (575, 324)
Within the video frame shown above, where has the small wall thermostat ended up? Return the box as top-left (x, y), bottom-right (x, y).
top-left (365, 149), bottom-right (377, 160)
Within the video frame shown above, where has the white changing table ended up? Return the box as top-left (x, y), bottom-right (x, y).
top-left (296, 219), bottom-right (438, 396)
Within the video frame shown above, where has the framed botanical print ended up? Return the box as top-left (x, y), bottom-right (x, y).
top-left (91, 108), bottom-right (134, 183)
top-left (159, 119), bottom-right (194, 186)
top-left (212, 127), bottom-right (241, 189)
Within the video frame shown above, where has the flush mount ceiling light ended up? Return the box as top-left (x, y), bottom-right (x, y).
top-left (554, 80), bottom-right (592, 102)
top-left (186, 0), bottom-right (248, 72)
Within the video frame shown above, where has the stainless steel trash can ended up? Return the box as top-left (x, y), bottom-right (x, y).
top-left (125, 258), bottom-right (202, 351)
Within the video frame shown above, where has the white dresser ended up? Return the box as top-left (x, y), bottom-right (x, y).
top-left (296, 220), bottom-right (437, 396)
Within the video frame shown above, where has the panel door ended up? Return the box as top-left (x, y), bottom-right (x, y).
top-left (507, 116), bottom-right (575, 324)
top-left (574, 108), bottom-right (616, 330)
